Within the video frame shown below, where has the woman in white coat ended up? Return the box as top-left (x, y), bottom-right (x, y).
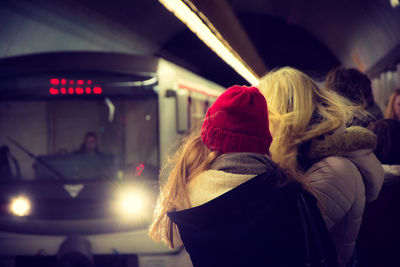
top-left (258, 67), bottom-right (384, 267)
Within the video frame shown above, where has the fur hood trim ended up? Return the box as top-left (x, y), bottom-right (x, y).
top-left (305, 126), bottom-right (377, 162)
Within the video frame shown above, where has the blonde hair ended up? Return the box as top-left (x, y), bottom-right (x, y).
top-left (258, 67), bottom-right (365, 175)
top-left (384, 88), bottom-right (400, 120)
top-left (148, 130), bottom-right (220, 248)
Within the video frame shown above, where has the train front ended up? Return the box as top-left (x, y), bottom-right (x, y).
top-left (0, 52), bottom-right (178, 266)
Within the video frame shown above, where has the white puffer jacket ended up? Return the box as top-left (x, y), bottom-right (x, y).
top-left (303, 126), bottom-right (384, 267)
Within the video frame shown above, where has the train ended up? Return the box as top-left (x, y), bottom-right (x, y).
top-left (0, 52), bottom-right (224, 266)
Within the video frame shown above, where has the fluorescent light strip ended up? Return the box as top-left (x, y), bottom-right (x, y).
top-left (159, 0), bottom-right (260, 85)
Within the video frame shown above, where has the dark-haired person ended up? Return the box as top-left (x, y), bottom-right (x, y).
top-left (325, 67), bottom-right (383, 127)
top-left (75, 131), bottom-right (101, 155)
top-left (384, 88), bottom-right (400, 121)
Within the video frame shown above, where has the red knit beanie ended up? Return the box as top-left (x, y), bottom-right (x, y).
top-left (201, 85), bottom-right (272, 154)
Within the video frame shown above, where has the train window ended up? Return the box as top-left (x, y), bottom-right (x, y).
top-left (0, 95), bottom-right (158, 181)
top-left (176, 81), bottom-right (220, 131)
top-left (0, 68), bottom-right (159, 182)
top-left (175, 89), bottom-right (190, 133)
top-left (189, 96), bottom-right (208, 128)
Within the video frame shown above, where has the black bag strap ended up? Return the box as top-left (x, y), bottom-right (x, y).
top-left (297, 191), bottom-right (328, 267)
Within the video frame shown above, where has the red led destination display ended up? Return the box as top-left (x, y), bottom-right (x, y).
top-left (49, 78), bottom-right (102, 95)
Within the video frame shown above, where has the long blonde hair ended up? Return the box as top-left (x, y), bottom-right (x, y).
top-left (148, 130), bottom-right (220, 248)
top-left (258, 67), bottom-right (365, 174)
top-left (384, 88), bottom-right (400, 120)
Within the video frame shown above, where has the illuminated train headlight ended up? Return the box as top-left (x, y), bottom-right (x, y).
top-left (116, 190), bottom-right (149, 217)
top-left (10, 196), bottom-right (31, 216)
top-left (120, 193), bottom-right (143, 214)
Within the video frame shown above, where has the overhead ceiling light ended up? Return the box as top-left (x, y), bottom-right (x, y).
top-left (159, 0), bottom-right (260, 85)
top-left (391, 0), bottom-right (399, 8)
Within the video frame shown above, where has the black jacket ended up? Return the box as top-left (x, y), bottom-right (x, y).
top-left (168, 171), bottom-right (338, 267)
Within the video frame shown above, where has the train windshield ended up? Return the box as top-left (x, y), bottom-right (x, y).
top-left (0, 75), bottom-right (159, 182)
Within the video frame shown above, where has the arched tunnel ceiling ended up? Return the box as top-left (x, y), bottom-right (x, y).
top-left (229, 0), bottom-right (400, 74)
top-left (0, 0), bottom-right (399, 87)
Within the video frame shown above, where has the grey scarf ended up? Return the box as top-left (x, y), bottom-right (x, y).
top-left (210, 153), bottom-right (275, 175)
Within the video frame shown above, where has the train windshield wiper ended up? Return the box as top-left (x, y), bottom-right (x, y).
top-left (7, 137), bottom-right (66, 181)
